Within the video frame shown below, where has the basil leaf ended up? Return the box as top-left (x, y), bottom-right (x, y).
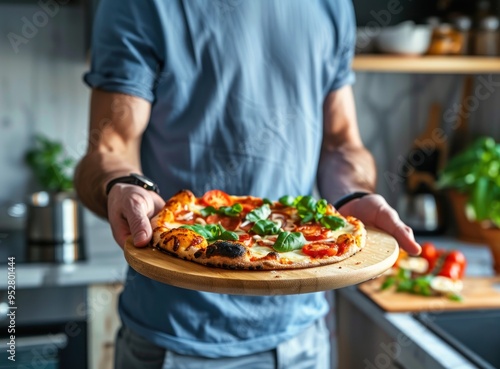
top-left (397, 267), bottom-right (411, 281)
top-left (181, 224), bottom-right (237, 242)
top-left (273, 231), bottom-right (307, 253)
top-left (292, 196), bottom-right (303, 207)
top-left (180, 224), bottom-right (216, 239)
top-left (320, 215), bottom-right (346, 230)
top-left (279, 195), bottom-right (295, 206)
top-left (263, 198), bottom-right (273, 205)
top-left (381, 276), bottom-right (396, 290)
top-left (300, 212), bottom-right (314, 224)
top-left (200, 206), bottom-right (217, 217)
top-left (316, 199), bottom-right (328, 215)
top-left (448, 293), bottom-right (463, 302)
top-left (251, 219), bottom-right (280, 236)
top-left (396, 279), bottom-right (413, 293)
top-left (218, 203), bottom-right (243, 217)
top-left (296, 196), bottom-right (317, 213)
top-left (220, 230), bottom-right (239, 241)
top-left (246, 204), bottom-right (271, 222)
top-left (201, 203), bottom-right (242, 217)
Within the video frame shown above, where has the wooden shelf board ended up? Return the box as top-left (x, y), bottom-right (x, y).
top-left (353, 55), bottom-right (500, 74)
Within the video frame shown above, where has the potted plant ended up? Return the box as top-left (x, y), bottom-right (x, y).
top-left (25, 135), bottom-right (75, 193)
top-left (24, 135), bottom-right (85, 262)
top-left (437, 136), bottom-right (500, 273)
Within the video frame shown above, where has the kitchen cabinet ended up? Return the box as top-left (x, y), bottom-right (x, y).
top-left (88, 283), bottom-right (123, 369)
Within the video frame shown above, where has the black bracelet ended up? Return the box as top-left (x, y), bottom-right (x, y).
top-left (333, 192), bottom-right (371, 209)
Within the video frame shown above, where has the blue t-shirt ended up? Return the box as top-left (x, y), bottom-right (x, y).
top-left (85, 0), bottom-right (355, 358)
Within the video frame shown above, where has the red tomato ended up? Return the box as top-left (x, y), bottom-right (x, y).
top-left (296, 225), bottom-right (328, 241)
top-left (438, 261), bottom-right (462, 280)
top-left (445, 251), bottom-right (467, 266)
top-left (202, 190), bottom-right (232, 207)
top-left (445, 251), bottom-right (467, 278)
top-left (302, 243), bottom-right (337, 258)
top-left (420, 242), bottom-right (438, 272)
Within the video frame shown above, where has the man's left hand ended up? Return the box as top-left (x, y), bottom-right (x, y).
top-left (337, 194), bottom-right (421, 255)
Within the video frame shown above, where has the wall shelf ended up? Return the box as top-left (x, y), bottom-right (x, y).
top-left (353, 55), bottom-right (500, 74)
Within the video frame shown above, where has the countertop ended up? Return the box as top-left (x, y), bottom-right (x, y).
top-left (0, 215), bottom-right (128, 290)
top-left (337, 238), bottom-right (497, 369)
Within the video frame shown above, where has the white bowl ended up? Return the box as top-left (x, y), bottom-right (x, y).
top-left (376, 21), bottom-right (433, 55)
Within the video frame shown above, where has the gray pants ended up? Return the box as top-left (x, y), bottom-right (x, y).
top-left (114, 320), bottom-right (330, 369)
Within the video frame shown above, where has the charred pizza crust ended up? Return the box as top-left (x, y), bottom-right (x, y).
top-left (150, 190), bottom-right (366, 270)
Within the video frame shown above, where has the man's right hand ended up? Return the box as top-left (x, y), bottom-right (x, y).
top-left (107, 184), bottom-right (165, 248)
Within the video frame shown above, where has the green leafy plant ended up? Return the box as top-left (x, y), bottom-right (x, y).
top-left (24, 135), bottom-right (75, 192)
top-left (437, 137), bottom-right (500, 227)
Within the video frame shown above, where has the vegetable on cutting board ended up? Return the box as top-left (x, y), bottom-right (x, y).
top-left (381, 242), bottom-right (467, 301)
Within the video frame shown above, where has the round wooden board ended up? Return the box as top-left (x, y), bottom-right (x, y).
top-left (124, 227), bottom-right (398, 295)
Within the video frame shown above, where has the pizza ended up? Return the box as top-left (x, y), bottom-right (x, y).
top-left (150, 189), bottom-right (366, 270)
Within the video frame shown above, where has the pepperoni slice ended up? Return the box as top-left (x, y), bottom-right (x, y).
top-left (206, 214), bottom-right (241, 231)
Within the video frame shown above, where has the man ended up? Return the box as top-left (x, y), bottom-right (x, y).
top-left (76, 1), bottom-right (421, 368)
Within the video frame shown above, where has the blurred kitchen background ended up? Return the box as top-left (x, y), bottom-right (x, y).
top-left (1, 0), bottom-right (500, 368)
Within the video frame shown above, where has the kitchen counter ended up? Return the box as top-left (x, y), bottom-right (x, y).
top-left (336, 238), bottom-right (497, 369)
top-left (0, 215), bottom-right (127, 290)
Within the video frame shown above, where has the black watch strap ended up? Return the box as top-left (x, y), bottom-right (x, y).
top-left (105, 173), bottom-right (160, 195)
top-left (333, 191), bottom-right (371, 209)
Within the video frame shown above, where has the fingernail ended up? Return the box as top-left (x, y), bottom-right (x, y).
top-left (133, 231), bottom-right (147, 245)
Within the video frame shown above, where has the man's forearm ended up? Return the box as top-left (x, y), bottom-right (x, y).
top-left (317, 144), bottom-right (376, 203)
top-left (74, 151), bottom-right (139, 218)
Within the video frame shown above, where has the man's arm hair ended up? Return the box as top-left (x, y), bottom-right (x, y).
top-left (317, 85), bottom-right (376, 202)
top-left (74, 89), bottom-right (152, 218)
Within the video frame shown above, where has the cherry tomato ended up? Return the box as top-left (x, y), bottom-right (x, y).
top-left (445, 251), bottom-right (467, 278)
top-left (302, 243), bottom-right (337, 258)
top-left (420, 242), bottom-right (438, 272)
top-left (202, 190), bottom-right (232, 207)
top-left (296, 225), bottom-right (328, 241)
top-left (445, 251), bottom-right (467, 266)
top-left (438, 261), bottom-right (462, 280)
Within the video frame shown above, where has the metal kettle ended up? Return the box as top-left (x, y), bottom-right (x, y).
top-left (397, 191), bottom-right (445, 235)
top-left (26, 191), bottom-right (86, 263)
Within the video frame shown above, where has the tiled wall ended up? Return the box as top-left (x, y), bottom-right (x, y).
top-left (354, 73), bottom-right (500, 204)
top-left (1, 4), bottom-right (500, 217)
top-left (0, 4), bottom-right (89, 206)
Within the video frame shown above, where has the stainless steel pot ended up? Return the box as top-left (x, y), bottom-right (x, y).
top-left (26, 191), bottom-right (85, 263)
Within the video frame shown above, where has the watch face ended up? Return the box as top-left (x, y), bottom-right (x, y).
top-left (132, 173), bottom-right (155, 187)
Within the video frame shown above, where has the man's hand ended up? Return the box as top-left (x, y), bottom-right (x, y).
top-left (107, 184), bottom-right (165, 248)
top-left (337, 194), bottom-right (421, 255)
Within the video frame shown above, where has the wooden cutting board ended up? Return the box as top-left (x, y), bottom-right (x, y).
top-left (359, 276), bottom-right (500, 312)
top-left (124, 227), bottom-right (398, 295)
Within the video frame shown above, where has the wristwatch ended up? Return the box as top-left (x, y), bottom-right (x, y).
top-left (105, 173), bottom-right (160, 195)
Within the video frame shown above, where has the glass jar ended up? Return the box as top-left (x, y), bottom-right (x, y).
top-left (474, 16), bottom-right (499, 56)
